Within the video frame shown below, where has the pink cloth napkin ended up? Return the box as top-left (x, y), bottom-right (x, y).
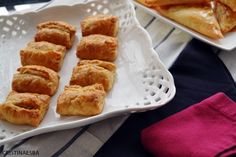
top-left (141, 92), bottom-right (236, 157)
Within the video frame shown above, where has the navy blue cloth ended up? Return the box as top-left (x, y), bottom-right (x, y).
top-left (0, 0), bottom-right (50, 7)
top-left (94, 39), bottom-right (236, 157)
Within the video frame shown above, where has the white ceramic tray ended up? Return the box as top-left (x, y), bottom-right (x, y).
top-left (0, 0), bottom-right (175, 144)
top-left (133, 1), bottom-right (236, 51)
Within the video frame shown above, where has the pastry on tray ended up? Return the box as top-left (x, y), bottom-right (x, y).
top-left (144, 0), bottom-right (211, 7)
top-left (12, 65), bottom-right (59, 96)
top-left (35, 21), bottom-right (76, 49)
top-left (70, 60), bottom-right (116, 92)
top-left (56, 84), bottom-right (106, 116)
top-left (218, 0), bottom-right (236, 12)
top-left (215, 1), bottom-right (236, 33)
top-left (0, 91), bottom-right (50, 127)
top-left (20, 41), bottom-right (66, 72)
top-left (156, 4), bottom-right (224, 39)
top-left (81, 14), bottom-right (119, 37)
top-left (76, 34), bottom-right (118, 62)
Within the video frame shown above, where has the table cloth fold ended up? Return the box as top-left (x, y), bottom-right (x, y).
top-left (142, 92), bottom-right (236, 157)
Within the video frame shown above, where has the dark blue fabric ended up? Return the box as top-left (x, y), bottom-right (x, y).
top-left (94, 39), bottom-right (236, 157)
top-left (0, 0), bottom-right (50, 7)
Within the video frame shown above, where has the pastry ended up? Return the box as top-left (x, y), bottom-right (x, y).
top-left (145, 0), bottom-right (211, 6)
top-left (81, 14), bottom-right (119, 37)
top-left (20, 41), bottom-right (66, 71)
top-left (156, 5), bottom-right (224, 39)
top-left (70, 60), bottom-right (116, 92)
top-left (76, 34), bottom-right (118, 62)
top-left (136, 0), bottom-right (155, 7)
top-left (35, 21), bottom-right (76, 49)
top-left (215, 1), bottom-right (236, 33)
top-left (12, 65), bottom-right (59, 96)
top-left (218, 0), bottom-right (236, 12)
top-left (56, 84), bottom-right (106, 116)
top-left (0, 91), bottom-right (50, 127)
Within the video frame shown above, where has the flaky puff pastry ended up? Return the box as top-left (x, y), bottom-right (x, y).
top-left (0, 91), bottom-right (50, 127)
top-left (20, 41), bottom-right (66, 72)
top-left (81, 14), bottom-right (119, 37)
top-left (76, 34), bottom-right (118, 62)
top-left (12, 65), bottom-right (59, 96)
top-left (35, 21), bottom-right (76, 49)
top-left (70, 60), bottom-right (116, 92)
top-left (56, 84), bottom-right (106, 116)
top-left (156, 5), bottom-right (224, 39)
top-left (145, 0), bottom-right (211, 7)
top-left (218, 0), bottom-right (236, 12)
top-left (215, 1), bottom-right (236, 33)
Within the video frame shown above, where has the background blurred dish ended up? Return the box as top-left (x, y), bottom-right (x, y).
top-left (134, 0), bottom-right (236, 51)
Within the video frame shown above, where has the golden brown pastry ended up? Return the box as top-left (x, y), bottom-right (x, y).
top-left (145, 0), bottom-right (211, 6)
top-left (12, 65), bottom-right (59, 96)
top-left (20, 41), bottom-right (66, 72)
top-left (156, 5), bottom-right (224, 39)
top-left (70, 60), bottom-right (116, 92)
top-left (0, 91), bottom-right (50, 127)
top-left (76, 34), bottom-right (118, 62)
top-left (35, 21), bottom-right (76, 49)
top-left (215, 1), bottom-right (236, 33)
top-left (56, 84), bottom-right (106, 116)
top-left (136, 0), bottom-right (155, 7)
top-left (218, 0), bottom-right (236, 12)
top-left (81, 14), bottom-right (119, 37)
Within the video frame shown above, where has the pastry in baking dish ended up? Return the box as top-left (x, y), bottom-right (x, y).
top-left (35, 21), bottom-right (76, 49)
top-left (218, 0), bottom-right (236, 12)
top-left (215, 1), bottom-right (236, 33)
top-left (56, 84), bottom-right (106, 116)
top-left (0, 91), bottom-right (50, 127)
top-left (81, 14), bottom-right (119, 37)
top-left (20, 41), bottom-right (66, 72)
top-left (156, 5), bottom-right (224, 39)
top-left (76, 34), bottom-right (118, 62)
top-left (12, 65), bottom-right (59, 96)
top-left (145, 0), bottom-right (211, 6)
top-left (70, 60), bottom-right (116, 92)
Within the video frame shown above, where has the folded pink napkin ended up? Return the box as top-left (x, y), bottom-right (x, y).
top-left (141, 92), bottom-right (236, 157)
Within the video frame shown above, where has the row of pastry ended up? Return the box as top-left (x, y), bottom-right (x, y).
top-left (0, 20), bottom-right (77, 127)
top-left (56, 14), bottom-right (119, 117)
top-left (0, 14), bottom-right (119, 127)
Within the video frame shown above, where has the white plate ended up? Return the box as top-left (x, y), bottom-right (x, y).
top-left (0, 0), bottom-right (175, 144)
top-left (133, 1), bottom-right (236, 51)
